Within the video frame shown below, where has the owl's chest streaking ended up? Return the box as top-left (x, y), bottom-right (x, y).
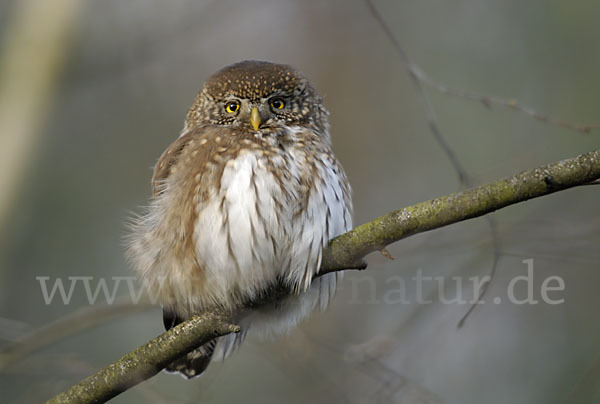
top-left (128, 125), bottom-right (352, 316)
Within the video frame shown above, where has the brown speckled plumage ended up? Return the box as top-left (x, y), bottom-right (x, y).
top-left (204, 61), bottom-right (303, 100)
top-left (185, 61), bottom-right (328, 134)
top-left (127, 60), bottom-right (352, 378)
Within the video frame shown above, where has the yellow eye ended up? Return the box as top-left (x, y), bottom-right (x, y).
top-left (270, 98), bottom-right (285, 110)
top-left (225, 101), bottom-right (240, 114)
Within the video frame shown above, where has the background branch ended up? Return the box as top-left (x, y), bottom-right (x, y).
top-left (365, 0), bottom-right (501, 325)
top-left (46, 147), bottom-right (600, 403)
top-left (365, 0), bottom-right (600, 135)
top-left (0, 299), bottom-right (153, 371)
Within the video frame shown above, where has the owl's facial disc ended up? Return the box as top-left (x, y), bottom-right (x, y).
top-left (227, 100), bottom-right (272, 131)
top-left (185, 61), bottom-right (329, 135)
top-left (230, 98), bottom-right (289, 132)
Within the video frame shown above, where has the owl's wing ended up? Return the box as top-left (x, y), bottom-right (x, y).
top-left (151, 130), bottom-right (196, 197)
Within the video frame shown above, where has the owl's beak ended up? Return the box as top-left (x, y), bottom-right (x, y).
top-left (250, 107), bottom-right (261, 131)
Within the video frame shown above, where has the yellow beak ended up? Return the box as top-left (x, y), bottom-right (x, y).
top-left (250, 107), bottom-right (261, 131)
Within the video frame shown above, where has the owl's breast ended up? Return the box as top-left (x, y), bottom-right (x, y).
top-left (192, 135), bottom-right (350, 308)
top-left (128, 128), bottom-right (351, 315)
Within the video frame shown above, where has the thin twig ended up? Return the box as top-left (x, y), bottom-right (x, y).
top-left (365, 0), bottom-right (500, 325)
top-left (364, 0), bottom-right (468, 185)
top-left (457, 219), bottom-right (500, 328)
top-left (364, 3), bottom-right (600, 135)
top-left (417, 73), bottom-right (600, 134)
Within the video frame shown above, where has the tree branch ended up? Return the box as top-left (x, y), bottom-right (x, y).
top-left (45, 311), bottom-right (239, 404)
top-left (45, 148), bottom-right (600, 403)
top-left (321, 148), bottom-right (600, 273)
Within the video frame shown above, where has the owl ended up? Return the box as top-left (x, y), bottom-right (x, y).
top-left (127, 60), bottom-right (352, 378)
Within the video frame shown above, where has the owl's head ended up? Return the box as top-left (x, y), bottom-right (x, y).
top-left (184, 60), bottom-right (328, 136)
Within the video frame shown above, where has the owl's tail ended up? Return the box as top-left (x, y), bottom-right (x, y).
top-left (162, 308), bottom-right (216, 379)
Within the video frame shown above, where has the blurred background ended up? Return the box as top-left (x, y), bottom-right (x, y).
top-left (0, 0), bottom-right (599, 403)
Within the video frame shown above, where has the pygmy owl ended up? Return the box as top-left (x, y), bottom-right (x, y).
top-left (127, 60), bottom-right (352, 378)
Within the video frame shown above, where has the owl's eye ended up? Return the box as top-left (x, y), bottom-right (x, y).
top-left (270, 98), bottom-right (285, 110)
top-left (225, 101), bottom-right (240, 114)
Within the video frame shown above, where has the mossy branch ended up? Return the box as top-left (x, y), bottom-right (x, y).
top-left (46, 148), bottom-right (600, 403)
top-left (320, 149), bottom-right (600, 272)
top-left (46, 312), bottom-right (239, 404)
